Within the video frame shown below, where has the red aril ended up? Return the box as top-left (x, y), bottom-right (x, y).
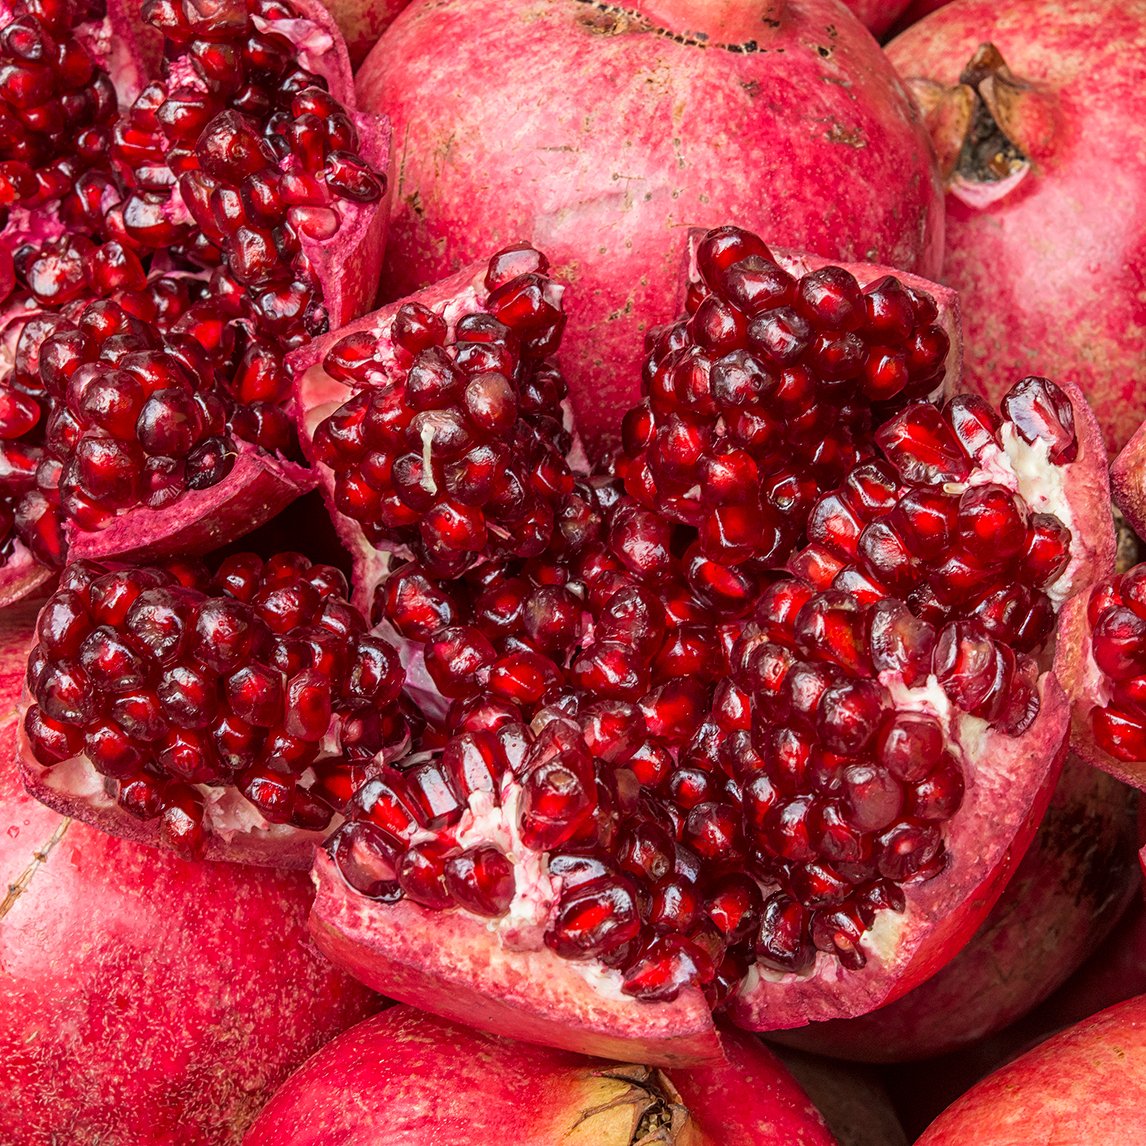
top-left (243, 1004), bottom-right (837, 1146)
top-left (886, 0), bottom-right (1146, 456)
top-left (356, 0), bottom-right (944, 456)
top-left (0, 600), bottom-right (379, 1144)
top-left (0, 0), bottom-right (391, 606)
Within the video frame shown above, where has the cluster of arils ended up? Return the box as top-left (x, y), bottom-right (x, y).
top-left (0, 0), bottom-right (385, 571)
top-left (1083, 567), bottom-right (1146, 761)
top-left (0, 0), bottom-right (117, 219)
top-left (24, 551), bottom-right (408, 854)
top-left (615, 226), bottom-right (952, 616)
top-left (17, 230), bottom-right (1094, 1011)
top-left (311, 247), bottom-right (572, 577)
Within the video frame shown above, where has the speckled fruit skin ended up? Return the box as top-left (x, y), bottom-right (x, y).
top-left (356, 0), bottom-right (944, 456)
top-left (0, 605), bottom-right (379, 1146)
top-left (887, 0), bottom-right (1146, 456)
top-left (768, 755), bottom-right (1140, 1061)
top-left (243, 1004), bottom-right (837, 1146)
top-left (914, 994), bottom-right (1146, 1145)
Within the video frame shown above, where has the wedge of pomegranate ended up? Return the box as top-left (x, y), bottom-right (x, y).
top-left (291, 244), bottom-right (578, 610)
top-left (0, 0), bottom-right (391, 605)
top-left (18, 548), bottom-right (410, 866)
top-left (304, 233), bottom-right (1113, 1065)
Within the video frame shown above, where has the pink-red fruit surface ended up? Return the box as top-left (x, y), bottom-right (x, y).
top-left (915, 994), bottom-right (1146, 1144)
top-left (887, 0), bottom-right (1146, 455)
top-left (0, 606), bottom-right (378, 1145)
top-left (243, 1004), bottom-right (838, 1146)
top-left (357, 0), bottom-right (944, 454)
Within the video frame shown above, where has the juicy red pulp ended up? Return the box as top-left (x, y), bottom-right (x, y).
top-left (308, 235), bottom-right (1081, 1008)
top-left (1086, 565), bottom-right (1146, 761)
top-left (0, 0), bottom-right (385, 569)
top-left (24, 551), bottom-right (407, 857)
top-left (311, 245), bottom-right (572, 578)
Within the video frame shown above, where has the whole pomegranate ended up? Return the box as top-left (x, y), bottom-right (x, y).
top-left (0, 603), bottom-right (379, 1145)
top-left (913, 994), bottom-right (1146, 1144)
top-left (243, 1004), bottom-right (837, 1146)
top-left (769, 754), bottom-right (1140, 1061)
top-left (356, 0), bottom-right (945, 454)
top-left (886, 0), bottom-right (1146, 455)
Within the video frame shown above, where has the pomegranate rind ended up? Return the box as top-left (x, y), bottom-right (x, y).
top-left (307, 848), bottom-right (723, 1068)
top-left (244, 1005), bottom-right (836, 1146)
top-left (913, 995), bottom-right (1146, 1145)
top-left (0, 701), bottom-right (378, 1142)
top-left (768, 755), bottom-right (1140, 1061)
top-left (887, 0), bottom-right (1146, 457)
top-left (357, 0), bottom-right (945, 456)
top-left (728, 673), bottom-right (1070, 1030)
top-left (1111, 417), bottom-right (1146, 540)
top-left (65, 444), bottom-right (318, 564)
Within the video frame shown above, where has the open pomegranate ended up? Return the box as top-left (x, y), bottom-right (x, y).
top-left (0, 600), bottom-right (379, 1145)
top-left (18, 545), bottom-right (411, 865)
top-left (356, 0), bottom-right (944, 456)
top-left (243, 1004), bottom-right (837, 1146)
top-left (284, 228), bottom-right (1115, 1065)
top-left (0, 0), bottom-right (389, 609)
top-left (886, 0), bottom-right (1146, 456)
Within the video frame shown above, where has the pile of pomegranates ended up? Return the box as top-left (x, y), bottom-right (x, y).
top-left (5, 0), bottom-right (1146, 1140)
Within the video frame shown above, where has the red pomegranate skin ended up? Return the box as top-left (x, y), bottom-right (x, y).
top-left (324, 0), bottom-right (411, 63)
top-left (357, 0), bottom-right (944, 455)
top-left (887, 0), bottom-right (1146, 455)
top-left (767, 754), bottom-right (1140, 1061)
top-left (0, 605), bottom-right (379, 1145)
top-left (840, 0), bottom-right (913, 37)
top-left (243, 1004), bottom-right (837, 1146)
top-left (914, 994), bottom-right (1146, 1144)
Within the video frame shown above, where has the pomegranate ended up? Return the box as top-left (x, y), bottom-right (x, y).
top-left (323, 0), bottom-right (409, 65)
top-left (294, 229), bottom-right (1113, 1066)
top-left (767, 754), bottom-right (1140, 1061)
top-left (912, 994), bottom-right (1146, 1144)
top-left (0, 602), bottom-right (380, 1144)
top-left (886, 0), bottom-right (1146, 456)
top-left (243, 1003), bottom-right (837, 1146)
top-left (18, 547), bottom-right (410, 865)
top-left (356, 0), bottom-right (945, 455)
top-left (840, 0), bottom-right (912, 38)
top-left (0, 0), bottom-right (390, 607)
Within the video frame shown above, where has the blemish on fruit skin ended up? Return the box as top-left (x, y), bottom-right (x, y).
top-left (0, 817), bottom-right (70, 920)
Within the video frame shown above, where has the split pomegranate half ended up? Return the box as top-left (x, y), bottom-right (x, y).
top-left (293, 230), bottom-right (1113, 1065)
top-left (19, 549), bottom-right (410, 865)
top-left (0, 0), bottom-right (390, 606)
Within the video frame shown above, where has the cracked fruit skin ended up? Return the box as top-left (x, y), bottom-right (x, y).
top-left (0, 604), bottom-right (378, 1146)
top-left (242, 1003), bottom-right (837, 1146)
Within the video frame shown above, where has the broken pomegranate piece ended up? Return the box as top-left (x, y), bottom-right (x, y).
top-left (301, 232), bottom-right (1113, 1067)
top-left (293, 245), bottom-right (579, 603)
top-left (0, 0), bottom-right (390, 604)
top-left (18, 549), bottom-right (409, 866)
